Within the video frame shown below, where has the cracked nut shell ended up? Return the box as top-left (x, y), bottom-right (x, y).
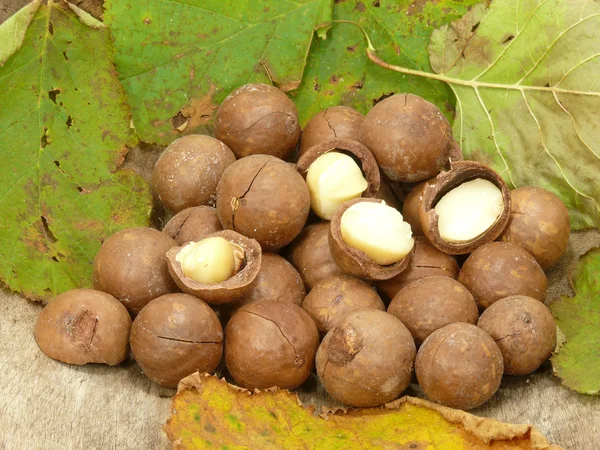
top-left (302, 274), bottom-right (384, 334)
top-left (360, 93), bottom-right (453, 183)
top-left (299, 106), bottom-right (364, 156)
top-left (419, 161), bottom-right (511, 255)
top-left (214, 83), bottom-right (300, 160)
top-left (458, 242), bottom-right (548, 310)
top-left (296, 138), bottom-right (380, 198)
top-left (34, 289), bottom-right (131, 365)
top-left (316, 309), bottom-right (416, 407)
top-left (286, 222), bottom-right (344, 290)
top-left (478, 295), bottom-right (556, 375)
top-left (416, 323), bottom-right (504, 410)
top-left (499, 187), bottom-right (570, 270)
top-left (130, 293), bottom-right (223, 388)
top-left (376, 237), bottom-right (459, 302)
top-left (162, 206), bottom-right (223, 245)
top-left (225, 300), bottom-right (319, 390)
top-left (387, 276), bottom-right (478, 346)
top-left (93, 228), bottom-right (179, 315)
top-left (216, 155), bottom-right (310, 251)
top-left (166, 230), bottom-right (262, 305)
top-left (329, 198), bottom-right (413, 281)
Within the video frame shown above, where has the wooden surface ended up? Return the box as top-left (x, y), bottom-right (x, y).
top-left (1, 1), bottom-right (600, 449)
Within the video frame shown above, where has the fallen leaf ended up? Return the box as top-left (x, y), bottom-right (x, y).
top-left (426, 0), bottom-right (600, 229)
top-left (165, 373), bottom-right (562, 449)
top-left (105, 0), bottom-right (333, 144)
top-left (293, 0), bottom-right (480, 126)
top-left (0, 0), bottom-right (152, 301)
top-left (551, 247), bottom-right (600, 395)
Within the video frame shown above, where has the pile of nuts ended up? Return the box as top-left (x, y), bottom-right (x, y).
top-left (34, 84), bottom-right (570, 411)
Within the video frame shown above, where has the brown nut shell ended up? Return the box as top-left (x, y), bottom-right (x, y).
top-left (93, 228), bottom-right (179, 315)
top-left (373, 178), bottom-right (400, 210)
top-left (419, 161), bottom-right (511, 255)
top-left (316, 309), bottom-right (416, 407)
top-left (377, 236), bottom-right (459, 302)
top-left (387, 276), bottom-right (478, 346)
top-left (499, 187), bottom-right (570, 270)
top-left (34, 289), bottom-right (131, 365)
top-left (302, 274), bottom-right (384, 334)
top-left (296, 138), bottom-right (380, 197)
top-left (286, 222), bottom-right (344, 290)
top-left (415, 323), bottom-right (504, 410)
top-left (478, 295), bottom-right (557, 375)
top-left (329, 198), bottom-right (413, 281)
top-left (401, 180), bottom-right (429, 236)
top-left (214, 83), bottom-right (300, 160)
top-left (130, 293), bottom-right (223, 388)
top-left (299, 106), bottom-right (364, 156)
top-left (162, 206), bottom-right (223, 245)
top-left (225, 301), bottom-right (319, 390)
top-left (458, 242), bottom-right (548, 310)
top-left (166, 230), bottom-right (262, 305)
top-left (217, 155), bottom-right (310, 251)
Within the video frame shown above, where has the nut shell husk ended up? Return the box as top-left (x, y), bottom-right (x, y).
top-left (329, 198), bottom-right (413, 281)
top-left (162, 206), bottom-right (223, 245)
top-left (299, 106), bottom-right (364, 156)
top-left (130, 293), bottom-right (223, 388)
top-left (377, 236), bottom-right (459, 302)
top-left (34, 289), bottom-right (131, 365)
top-left (296, 138), bottom-right (380, 198)
top-left (477, 295), bottom-right (557, 375)
top-left (225, 301), bottom-right (319, 390)
top-left (419, 161), bottom-right (511, 255)
top-left (499, 187), bottom-right (570, 270)
top-left (416, 323), bottom-right (504, 410)
top-left (166, 230), bottom-right (262, 305)
top-left (458, 242), bottom-right (548, 310)
top-left (286, 222), bottom-right (344, 290)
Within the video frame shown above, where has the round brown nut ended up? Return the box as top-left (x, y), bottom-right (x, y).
top-left (162, 206), bottom-right (223, 245)
top-left (458, 242), bottom-right (548, 310)
top-left (214, 83), bottom-right (300, 160)
top-left (377, 236), bottom-right (459, 302)
top-left (93, 228), bottom-right (179, 315)
top-left (401, 180), bottom-right (429, 236)
top-left (286, 222), bottom-right (344, 290)
top-left (225, 301), bottom-right (319, 390)
top-left (217, 155), bottom-right (310, 251)
top-left (360, 93), bottom-right (453, 183)
top-left (499, 187), bottom-right (570, 270)
top-left (130, 293), bottom-right (223, 388)
top-left (416, 323), bottom-right (504, 410)
top-left (152, 135), bottom-right (236, 213)
top-left (374, 179), bottom-right (400, 210)
top-left (387, 276), bottom-right (478, 346)
top-left (302, 274), bottom-right (384, 334)
top-left (167, 230), bottom-right (261, 305)
top-left (419, 161), bottom-right (511, 255)
top-left (34, 289), bottom-right (131, 365)
top-left (478, 295), bottom-right (556, 375)
top-left (299, 106), bottom-right (364, 156)
top-left (316, 309), bottom-right (416, 407)
top-left (221, 253), bottom-right (306, 321)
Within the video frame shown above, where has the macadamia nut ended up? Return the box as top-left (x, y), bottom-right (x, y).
top-left (176, 236), bottom-right (244, 284)
top-left (306, 152), bottom-right (368, 220)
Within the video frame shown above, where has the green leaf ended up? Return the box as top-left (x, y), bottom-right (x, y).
top-left (551, 248), bottom-right (600, 395)
top-left (105, 0), bottom-right (333, 145)
top-left (427, 0), bottom-right (600, 229)
top-left (0, 0), bottom-right (152, 302)
top-left (292, 0), bottom-right (480, 126)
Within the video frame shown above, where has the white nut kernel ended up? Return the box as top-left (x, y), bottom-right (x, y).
top-left (176, 236), bottom-right (244, 284)
top-left (434, 178), bottom-right (503, 243)
top-left (306, 152), bottom-right (368, 220)
top-left (340, 201), bottom-right (414, 265)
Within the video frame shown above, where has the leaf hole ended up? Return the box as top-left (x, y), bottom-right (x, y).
top-left (76, 186), bottom-right (83, 193)
top-left (314, 82), bottom-right (320, 92)
top-left (41, 128), bottom-right (49, 148)
top-left (63, 51), bottom-right (69, 61)
top-left (41, 216), bottom-right (58, 243)
top-left (48, 21), bottom-right (54, 35)
top-left (52, 256), bottom-right (59, 262)
top-left (372, 0), bottom-right (380, 6)
top-left (66, 116), bottom-right (73, 128)
top-left (352, 81), bottom-right (364, 90)
top-left (471, 22), bottom-right (479, 33)
top-left (544, 83), bottom-right (550, 87)
top-left (373, 92), bottom-right (394, 105)
top-left (171, 111), bottom-right (188, 132)
top-left (502, 34), bottom-right (515, 44)
top-left (43, 287), bottom-right (52, 293)
top-left (346, 45), bottom-right (356, 53)
top-left (53, 160), bottom-right (60, 168)
top-left (48, 89), bottom-right (61, 104)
